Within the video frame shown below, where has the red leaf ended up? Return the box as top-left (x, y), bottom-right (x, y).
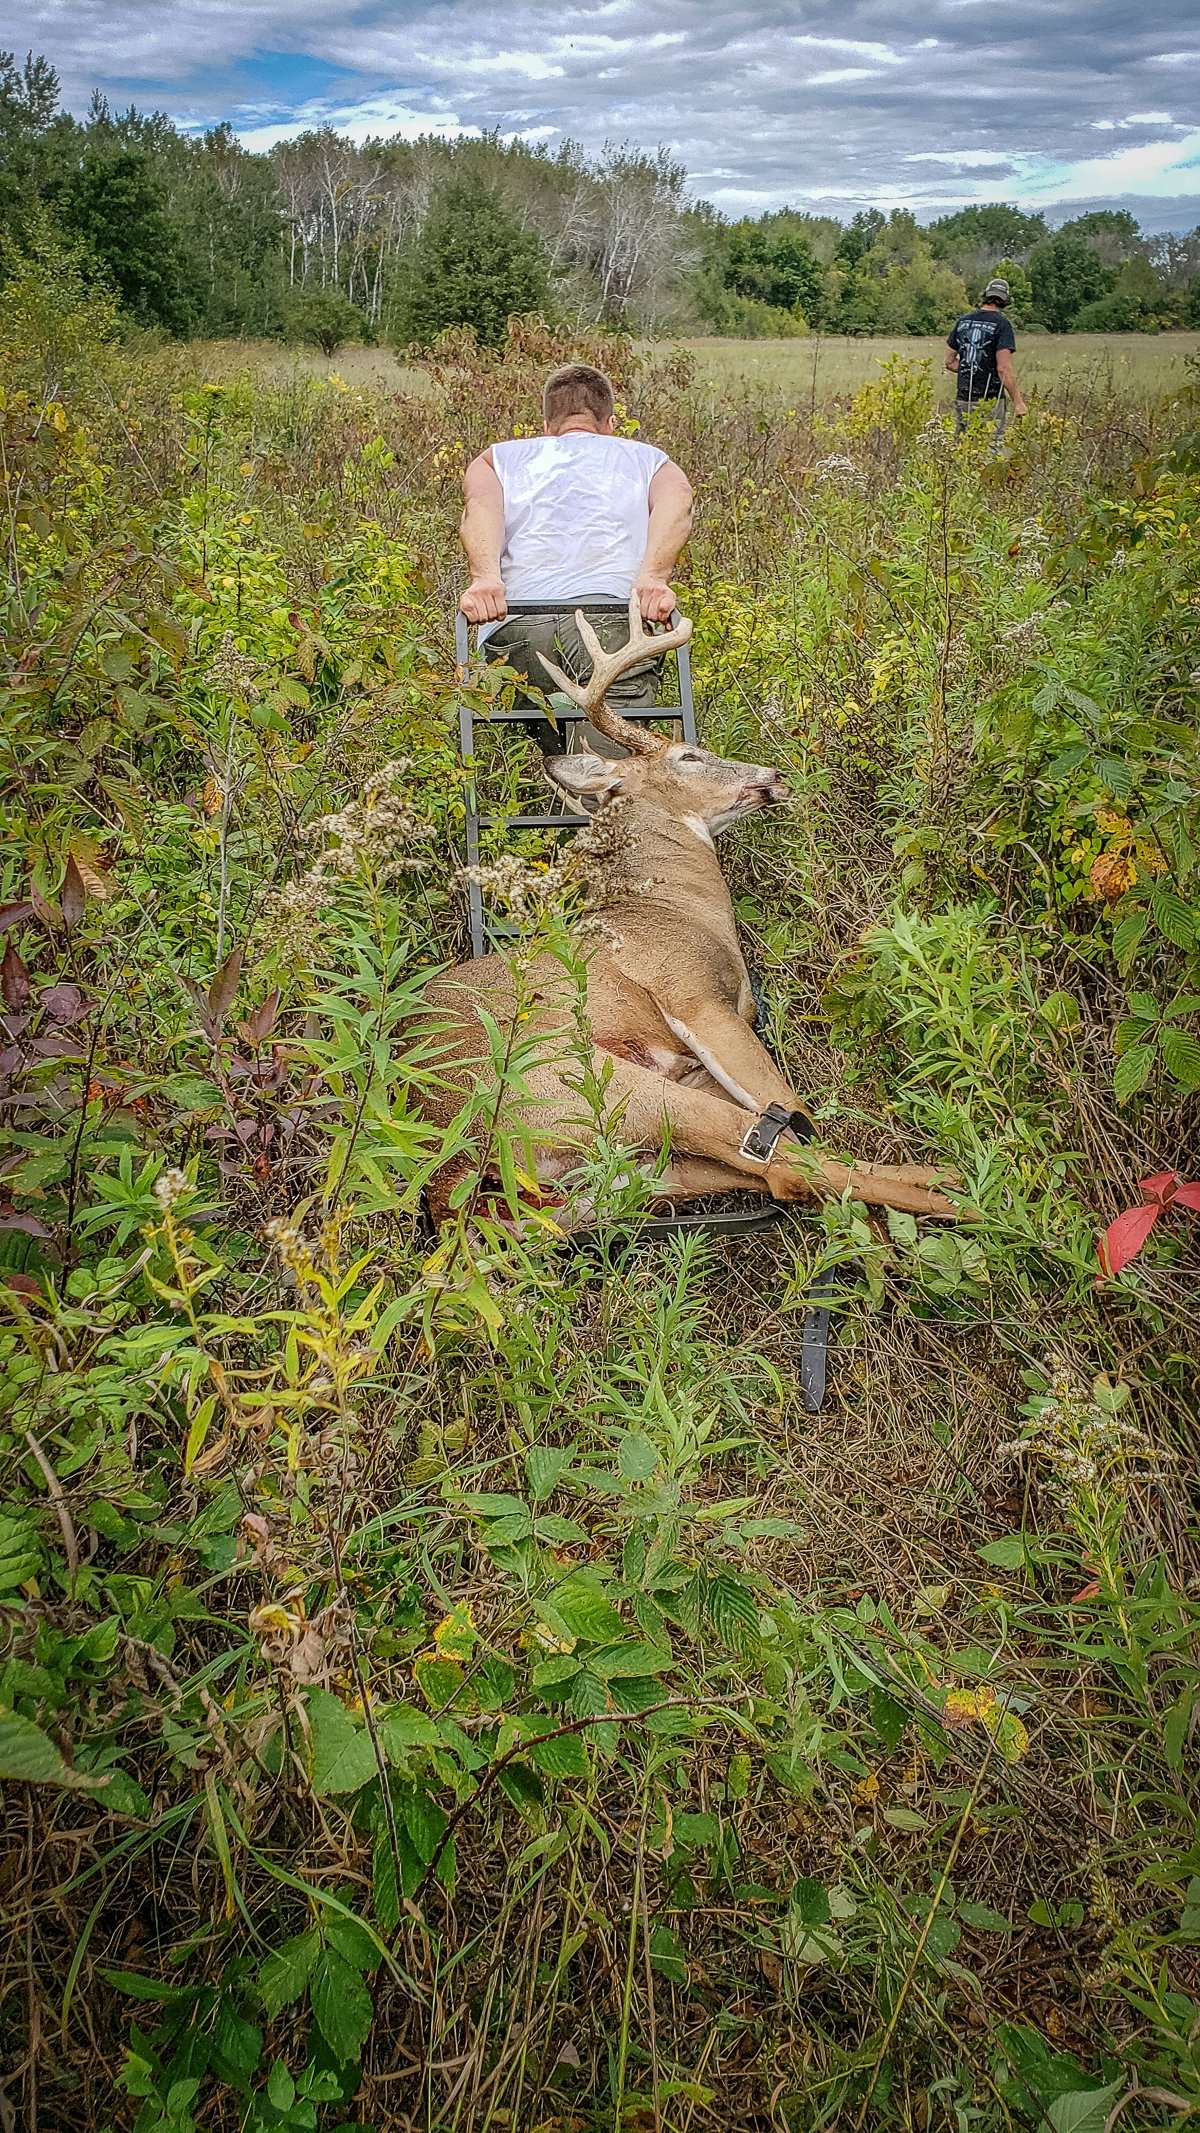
top-left (207, 945), bottom-right (243, 1031)
top-left (1, 1270), bottom-right (44, 1298)
top-left (1070, 1578), bottom-right (1100, 1604)
top-left (1170, 1182), bottom-right (1200, 1212)
top-left (29, 883), bottom-right (60, 929)
top-left (1097, 1201), bottom-right (1162, 1279)
top-left (1, 942), bottom-right (31, 1011)
top-left (61, 855), bottom-right (86, 928)
top-left (1138, 1170), bottom-right (1180, 1205)
top-left (239, 987), bottom-right (281, 1048)
top-left (0, 1205), bottom-right (52, 1237)
top-left (40, 982), bottom-right (89, 1025)
top-left (0, 901), bottom-right (35, 932)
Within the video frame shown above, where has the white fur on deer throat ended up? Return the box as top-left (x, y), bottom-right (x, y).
top-left (681, 814), bottom-right (715, 849)
top-left (662, 1015), bottom-right (759, 1111)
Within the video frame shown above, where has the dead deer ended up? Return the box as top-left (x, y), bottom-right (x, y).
top-left (422, 595), bottom-right (959, 1230)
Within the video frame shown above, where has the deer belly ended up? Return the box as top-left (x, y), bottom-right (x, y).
top-left (594, 1034), bottom-right (690, 1077)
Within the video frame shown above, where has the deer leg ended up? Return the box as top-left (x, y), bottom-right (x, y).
top-left (658, 1002), bottom-right (808, 1115)
top-left (655, 1007), bottom-right (961, 1208)
top-left (601, 1056), bottom-right (959, 1218)
top-left (651, 1155), bottom-right (771, 1204)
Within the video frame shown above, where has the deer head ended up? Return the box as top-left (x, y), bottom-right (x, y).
top-left (539, 593), bottom-right (788, 835)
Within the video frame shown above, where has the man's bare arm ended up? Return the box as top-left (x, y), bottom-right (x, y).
top-left (459, 451), bottom-right (507, 623)
top-left (634, 462), bottom-right (694, 623)
top-left (944, 347), bottom-right (960, 374)
top-left (997, 348), bottom-right (1026, 416)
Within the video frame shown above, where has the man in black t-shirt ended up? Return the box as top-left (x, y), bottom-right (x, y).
top-left (945, 277), bottom-right (1026, 440)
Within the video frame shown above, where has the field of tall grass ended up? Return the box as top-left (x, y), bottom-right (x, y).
top-left (2, 308), bottom-right (1199, 2132)
top-left (247, 328), bottom-right (1200, 410)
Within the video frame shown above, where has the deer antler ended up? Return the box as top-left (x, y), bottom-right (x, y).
top-left (537, 592), bottom-right (692, 757)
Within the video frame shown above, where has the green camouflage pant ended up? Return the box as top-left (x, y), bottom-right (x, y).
top-left (485, 602), bottom-right (659, 758)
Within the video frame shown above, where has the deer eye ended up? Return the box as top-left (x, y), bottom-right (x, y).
top-left (677, 749), bottom-right (703, 766)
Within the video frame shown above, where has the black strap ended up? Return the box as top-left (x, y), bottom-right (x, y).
top-left (799, 1273), bottom-right (835, 1413)
top-left (740, 1102), bottom-right (816, 1163)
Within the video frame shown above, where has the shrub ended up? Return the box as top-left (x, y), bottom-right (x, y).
top-left (283, 287), bottom-right (366, 355)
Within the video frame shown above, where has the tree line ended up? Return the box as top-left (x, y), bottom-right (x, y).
top-left (3, 48), bottom-right (1199, 349)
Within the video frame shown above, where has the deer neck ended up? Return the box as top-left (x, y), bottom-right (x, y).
top-left (594, 799), bottom-right (737, 927)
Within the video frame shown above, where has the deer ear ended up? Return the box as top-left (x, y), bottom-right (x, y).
top-left (543, 753), bottom-right (625, 806)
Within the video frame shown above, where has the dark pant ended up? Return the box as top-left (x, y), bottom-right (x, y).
top-left (485, 601), bottom-right (659, 758)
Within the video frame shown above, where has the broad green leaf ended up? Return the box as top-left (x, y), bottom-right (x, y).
top-left (183, 1394), bottom-right (217, 1477)
top-left (870, 1688), bottom-right (907, 1749)
top-left (1161, 1025), bottom-right (1200, 1090)
top-left (1111, 910), bottom-right (1146, 970)
top-left (378, 1705), bottom-right (443, 1755)
top-left (1112, 1044), bottom-right (1154, 1104)
top-left (412, 1655), bottom-right (465, 1710)
top-left (305, 1690), bottom-right (380, 1796)
top-left (546, 1578), bottom-right (625, 1646)
top-left (977, 1534), bottom-right (1029, 1570)
top-left (327, 1912), bottom-right (381, 1972)
top-left (400, 1787), bottom-right (447, 1868)
top-left (525, 1446), bottom-right (573, 1500)
top-left (1152, 885), bottom-right (1195, 950)
top-left (310, 1947), bottom-right (373, 2064)
top-left (648, 1925), bottom-right (688, 1984)
top-left (882, 1806), bottom-right (928, 1832)
top-left (0, 1709), bottom-right (100, 1788)
top-left (258, 1930), bottom-right (319, 2016)
top-left (588, 1639), bottom-right (672, 1678)
top-left (957, 1900), bottom-right (1013, 1933)
top-left (1047, 2084), bottom-right (1122, 2133)
top-left (792, 1876), bottom-right (830, 1925)
top-left (526, 1728), bottom-right (590, 1778)
top-left (706, 1572), bottom-right (759, 1654)
top-left (618, 1431), bottom-right (659, 1481)
top-left (267, 2064), bottom-right (295, 2111)
top-left (98, 1968), bottom-right (202, 2003)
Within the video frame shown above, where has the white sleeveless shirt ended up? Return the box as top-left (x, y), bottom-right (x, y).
top-left (485, 434), bottom-right (667, 634)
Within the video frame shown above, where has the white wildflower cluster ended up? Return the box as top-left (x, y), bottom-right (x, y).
top-left (300, 758), bottom-right (438, 884)
top-left (206, 632), bottom-right (264, 703)
top-left (268, 759), bottom-right (438, 955)
top-left (459, 793), bottom-right (639, 931)
top-left (1011, 520), bottom-right (1052, 583)
top-left (998, 613), bottom-right (1049, 653)
top-left (999, 1357), bottom-right (1158, 1509)
top-left (916, 413), bottom-right (954, 461)
top-left (153, 1167), bottom-right (190, 1211)
top-left (814, 452), bottom-right (868, 493)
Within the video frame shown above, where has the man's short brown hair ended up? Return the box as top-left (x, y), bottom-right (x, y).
top-left (543, 362), bottom-right (614, 429)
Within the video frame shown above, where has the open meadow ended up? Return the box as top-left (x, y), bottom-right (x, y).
top-left (250, 329), bottom-right (1200, 412)
top-left (2, 305), bottom-right (1199, 2133)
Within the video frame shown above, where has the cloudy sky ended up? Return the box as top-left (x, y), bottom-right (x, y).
top-left (12, 0), bottom-right (1200, 227)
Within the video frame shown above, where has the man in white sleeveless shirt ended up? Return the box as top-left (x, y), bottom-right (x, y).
top-left (458, 362), bottom-right (694, 754)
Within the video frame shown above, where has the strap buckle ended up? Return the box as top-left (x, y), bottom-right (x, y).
top-left (739, 1102), bottom-right (816, 1164)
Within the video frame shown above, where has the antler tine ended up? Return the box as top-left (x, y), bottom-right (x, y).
top-left (537, 592), bottom-right (693, 758)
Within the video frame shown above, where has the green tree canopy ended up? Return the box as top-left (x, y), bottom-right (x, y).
top-left (390, 179), bottom-right (551, 349)
top-left (929, 203), bottom-right (1049, 271)
top-left (55, 144), bottom-right (187, 331)
top-left (1029, 232), bottom-right (1116, 330)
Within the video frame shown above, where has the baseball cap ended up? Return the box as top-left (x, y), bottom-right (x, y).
top-left (982, 277), bottom-right (1010, 302)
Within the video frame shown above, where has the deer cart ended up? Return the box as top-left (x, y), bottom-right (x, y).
top-left (452, 598), bottom-right (834, 1408)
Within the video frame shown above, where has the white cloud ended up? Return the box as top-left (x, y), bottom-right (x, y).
top-left (905, 149), bottom-right (1018, 166)
top-left (18, 0), bottom-right (1200, 228)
